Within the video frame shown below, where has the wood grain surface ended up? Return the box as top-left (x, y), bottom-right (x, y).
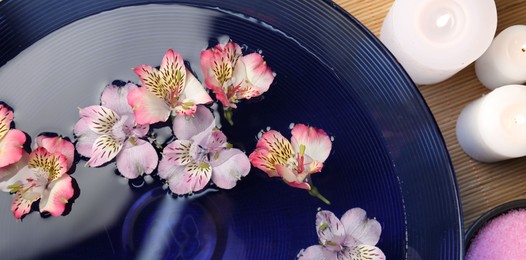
top-left (334, 0), bottom-right (526, 230)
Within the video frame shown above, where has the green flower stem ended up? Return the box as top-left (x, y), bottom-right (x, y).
top-left (308, 185), bottom-right (331, 205)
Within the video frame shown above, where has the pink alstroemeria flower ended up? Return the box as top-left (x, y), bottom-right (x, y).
top-left (200, 41), bottom-right (274, 109)
top-left (74, 83), bottom-right (158, 179)
top-left (249, 124), bottom-right (332, 190)
top-left (129, 49), bottom-right (213, 124)
top-left (298, 208), bottom-right (385, 260)
top-left (0, 103), bottom-right (26, 168)
top-left (1, 135), bottom-right (75, 220)
top-left (158, 105), bottom-right (250, 195)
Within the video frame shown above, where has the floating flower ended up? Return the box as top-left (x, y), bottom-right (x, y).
top-left (298, 208), bottom-right (385, 260)
top-left (200, 41), bottom-right (274, 109)
top-left (74, 83), bottom-right (158, 179)
top-left (1, 135), bottom-right (75, 220)
top-left (249, 124), bottom-right (331, 189)
top-left (129, 49), bottom-right (213, 124)
top-left (0, 103), bottom-right (26, 168)
top-left (158, 105), bottom-right (250, 195)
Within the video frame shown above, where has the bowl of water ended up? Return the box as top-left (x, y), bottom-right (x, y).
top-left (0, 0), bottom-right (462, 259)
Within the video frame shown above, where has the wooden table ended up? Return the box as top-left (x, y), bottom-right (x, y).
top-left (334, 0), bottom-right (526, 230)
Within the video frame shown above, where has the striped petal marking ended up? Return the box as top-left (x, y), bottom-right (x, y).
top-left (340, 245), bottom-right (385, 260)
top-left (87, 134), bottom-right (124, 167)
top-left (162, 140), bottom-right (196, 166)
top-left (11, 191), bottom-right (39, 220)
top-left (134, 49), bottom-right (186, 109)
top-left (0, 104), bottom-right (13, 140)
top-left (249, 130), bottom-right (295, 176)
top-left (28, 147), bottom-right (68, 182)
top-left (80, 106), bottom-right (120, 135)
top-left (182, 160), bottom-right (212, 193)
top-left (160, 49), bottom-right (186, 106)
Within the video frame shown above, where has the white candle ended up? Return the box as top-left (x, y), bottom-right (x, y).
top-left (456, 85), bottom-right (526, 162)
top-left (475, 25), bottom-right (526, 90)
top-left (380, 0), bottom-right (497, 85)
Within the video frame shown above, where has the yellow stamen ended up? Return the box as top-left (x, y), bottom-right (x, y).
top-left (319, 223), bottom-right (328, 232)
top-left (8, 184), bottom-right (21, 193)
top-left (299, 144), bottom-right (306, 156)
top-left (129, 137), bottom-right (137, 146)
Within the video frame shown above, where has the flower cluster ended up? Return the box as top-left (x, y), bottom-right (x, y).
top-left (298, 208), bottom-right (385, 260)
top-left (0, 104), bottom-right (75, 220)
top-left (75, 44), bottom-right (271, 196)
top-left (74, 83), bottom-right (157, 179)
top-left (0, 38), bottom-right (385, 257)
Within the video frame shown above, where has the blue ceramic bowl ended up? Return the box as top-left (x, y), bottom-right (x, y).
top-left (0, 0), bottom-right (462, 259)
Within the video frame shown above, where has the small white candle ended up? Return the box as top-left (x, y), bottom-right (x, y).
top-left (456, 85), bottom-right (526, 162)
top-left (380, 0), bottom-right (497, 85)
top-left (475, 25), bottom-right (526, 90)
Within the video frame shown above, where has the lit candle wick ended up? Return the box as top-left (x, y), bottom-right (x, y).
top-left (436, 13), bottom-right (452, 28)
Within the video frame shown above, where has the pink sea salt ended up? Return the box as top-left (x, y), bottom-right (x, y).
top-left (466, 208), bottom-right (526, 259)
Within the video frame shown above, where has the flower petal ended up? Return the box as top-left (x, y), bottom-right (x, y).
top-left (0, 104), bottom-right (14, 140)
top-left (298, 245), bottom-right (337, 260)
top-left (101, 83), bottom-right (138, 116)
top-left (73, 116), bottom-right (95, 137)
top-left (29, 147), bottom-right (68, 181)
top-left (87, 134), bottom-right (123, 167)
top-left (160, 49), bottom-right (186, 100)
top-left (341, 208), bottom-right (382, 246)
top-left (78, 105), bottom-right (120, 135)
top-left (74, 130), bottom-right (99, 158)
top-left (182, 161), bottom-right (212, 193)
top-left (36, 135), bottom-right (75, 170)
top-left (173, 105), bottom-right (215, 142)
top-left (200, 49), bottom-right (216, 85)
top-left (158, 156), bottom-right (185, 181)
top-left (11, 191), bottom-right (39, 220)
top-left (206, 80), bottom-right (235, 108)
top-left (127, 86), bottom-right (171, 125)
top-left (0, 129), bottom-right (26, 168)
top-left (174, 100), bottom-right (197, 116)
top-left (275, 164), bottom-right (311, 190)
top-left (339, 245), bottom-right (385, 260)
top-left (39, 174), bottom-right (74, 217)
top-left (233, 84), bottom-right (261, 100)
top-left (275, 164), bottom-right (310, 190)
top-left (241, 53), bottom-right (274, 93)
top-left (133, 64), bottom-right (165, 100)
top-left (161, 140), bottom-right (195, 166)
top-left (206, 129), bottom-right (228, 152)
top-left (316, 210), bottom-right (346, 251)
top-left (210, 148), bottom-right (250, 189)
top-left (116, 138), bottom-right (158, 179)
top-left (167, 161), bottom-right (212, 195)
top-left (223, 42), bottom-right (243, 64)
top-left (291, 124), bottom-right (332, 163)
top-left (255, 130), bottom-right (295, 165)
top-left (248, 148), bottom-right (277, 177)
top-left (0, 152), bottom-right (29, 192)
top-left (180, 69), bottom-right (212, 106)
top-left (130, 123), bottom-right (149, 138)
